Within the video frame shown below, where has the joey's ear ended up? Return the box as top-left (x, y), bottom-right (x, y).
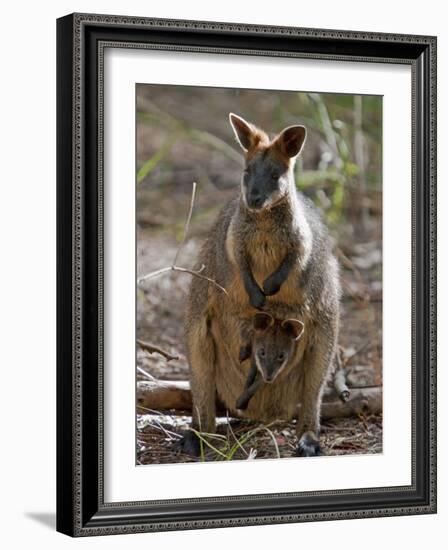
top-left (253, 312), bottom-right (274, 331)
top-left (229, 113), bottom-right (256, 151)
top-left (275, 125), bottom-right (307, 158)
top-left (281, 319), bottom-right (305, 341)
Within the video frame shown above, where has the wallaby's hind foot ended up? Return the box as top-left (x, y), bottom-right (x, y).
top-left (175, 430), bottom-right (202, 457)
top-left (296, 431), bottom-right (323, 457)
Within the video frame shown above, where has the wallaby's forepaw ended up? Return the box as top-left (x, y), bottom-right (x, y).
top-left (236, 394), bottom-right (249, 410)
top-left (296, 432), bottom-right (323, 457)
top-left (262, 275), bottom-right (281, 296)
top-left (249, 287), bottom-right (266, 310)
top-left (175, 430), bottom-right (201, 457)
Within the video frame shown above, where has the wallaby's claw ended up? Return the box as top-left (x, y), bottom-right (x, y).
top-left (296, 432), bottom-right (323, 457)
top-left (175, 430), bottom-right (201, 457)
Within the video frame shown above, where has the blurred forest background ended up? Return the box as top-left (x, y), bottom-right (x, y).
top-left (136, 84), bottom-right (383, 465)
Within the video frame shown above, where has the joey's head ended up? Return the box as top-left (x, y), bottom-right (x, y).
top-left (229, 113), bottom-right (306, 211)
top-left (251, 313), bottom-right (305, 383)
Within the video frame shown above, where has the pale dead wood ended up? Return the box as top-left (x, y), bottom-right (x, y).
top-left (137, 379), bottom-right (382, 420)
top-left (333, 368), bottom-right (350, 403)
top-left (320, 387), bottom-right (382, 419)
top-left (333, 346), bottom-right (350, 402)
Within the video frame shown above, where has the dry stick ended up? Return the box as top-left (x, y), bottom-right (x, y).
top-left (173, 180), bottom-right (197, 266)
top-left (137, 339), bottom-right (179, 362)
top-left (137, 365), bottom-right (157, 382)
top-left (333, 368), bottom-right (350, 403)
top-left (226, 411), bottom-right (249, 458)
top-left (137, 379), bottom-right (382, 420)
top-left (333, 347), bottom-right (350, 403)
top-left (137, 182), bottom-right (228, 296)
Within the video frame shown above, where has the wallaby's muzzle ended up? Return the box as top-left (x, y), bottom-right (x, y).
top-left (246, 190), bottom-right (265, 210)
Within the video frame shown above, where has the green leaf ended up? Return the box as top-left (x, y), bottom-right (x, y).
top-left (136, 135), bottom-right (177, 184)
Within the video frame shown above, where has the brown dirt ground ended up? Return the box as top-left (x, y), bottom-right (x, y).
top-left (136, 204), bottom-right (383, 464)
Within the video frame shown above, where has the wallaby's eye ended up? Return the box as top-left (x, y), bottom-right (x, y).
top-left (278, 352), bottom-right (285, 362)
top-left (271, 172), bottom-right (280, 181)
top-left (259, 348), bottom-right (266, 358)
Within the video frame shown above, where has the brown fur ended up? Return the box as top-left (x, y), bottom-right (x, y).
top-left (184, 114), bottom-right (340, 456)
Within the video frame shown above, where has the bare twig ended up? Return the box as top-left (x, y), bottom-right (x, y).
top-left (173, 181), bottom-right (197, 266)
top-left (262, 425), bottom-right (281, 459)
top-left (137, 266), bottom-right (172, 283)
top-left (137, 182), bottom-right (228, 295)
top-left (137, 339), bottom-right (179, 362)
top-left (137, 365), bottom-right (157, 381)
top-left (226, 411), bottom-right (249, 457)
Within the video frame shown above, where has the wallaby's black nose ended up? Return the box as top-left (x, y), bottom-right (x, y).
top-left (247, 193), bottom-right (264, 209)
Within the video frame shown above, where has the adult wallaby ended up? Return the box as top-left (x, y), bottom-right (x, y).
top-left (182, 114), bottom-right (340, 457)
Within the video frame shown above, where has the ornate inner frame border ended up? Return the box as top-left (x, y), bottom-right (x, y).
top-left (56, 13), bottom-right (437, 537)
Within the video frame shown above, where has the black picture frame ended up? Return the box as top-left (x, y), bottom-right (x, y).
top-left (56, 13), bottom-right (437, 536)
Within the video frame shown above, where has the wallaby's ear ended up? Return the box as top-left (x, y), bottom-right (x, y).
top-left (229, 113), bottom-right (256, 151)
top-left (281, 319), bottom-right (305, 341)
top-left (275, 125), bottom-right (307, 158)
top-left (253, 312), bottom-right (274, 331)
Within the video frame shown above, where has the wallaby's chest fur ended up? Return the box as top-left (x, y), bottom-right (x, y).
top-left (224, 197), bottom-right (309, 314)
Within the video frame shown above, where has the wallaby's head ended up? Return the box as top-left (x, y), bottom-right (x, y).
top-left (251, 313), bottom-right (304, 383)
top-left (229, 113), bottom-right (306, 211)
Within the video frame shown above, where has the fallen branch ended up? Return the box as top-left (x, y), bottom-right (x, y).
top-left (137, 181), bottom-right (228, 295)
top-left (333, 368), bottom-right (350, 403)
top-left (333, 346), bottom-right (350, 402)
top-left (137, 339), bottom-right (179, 362)
top-left (137, 379), bottom-right (382, 420)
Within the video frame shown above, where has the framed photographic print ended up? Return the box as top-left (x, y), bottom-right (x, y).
top-left (56, 13), bottom-right (437, 536)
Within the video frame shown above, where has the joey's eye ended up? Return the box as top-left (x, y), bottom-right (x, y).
top-left (271, 172), bottom-right (280, 181)
top-left (259, 348), bottom-right (266, 357)
top-left (277, 352), bottom-right (285, 362)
